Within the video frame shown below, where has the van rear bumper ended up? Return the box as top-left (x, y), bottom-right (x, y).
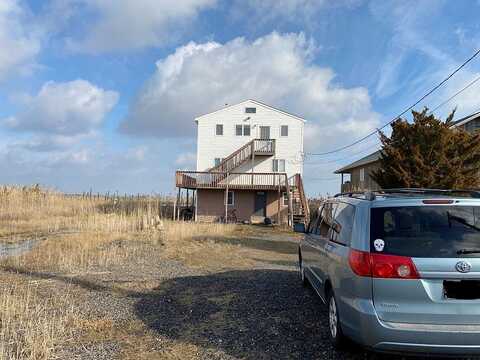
top-left (342, 300), bottom-right (480, 355)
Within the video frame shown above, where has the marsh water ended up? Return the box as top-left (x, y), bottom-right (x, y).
top-left (0, 238), bottom-right (39, 257)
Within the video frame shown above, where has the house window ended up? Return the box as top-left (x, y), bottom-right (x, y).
top-left (214, 158), bottom-right (224, 166)
top-left (226, 191), bottom-right (234, 206)
top-left (235, 124), bottom-right (251, 136)
top-left (216, 124), bottom-right (223, 136)
top-left (360, 167), bottom-right (365, 182)
top-left (236, 125), bottom-right (243, 136)
top-left (245, 107), bottom-right (256, 114)
top-left (283, 192), bottom-right (289, 206)
top-left (281, 125), bottom-right (288, 137)
top-left (273, 159), bottom-right (286, 172)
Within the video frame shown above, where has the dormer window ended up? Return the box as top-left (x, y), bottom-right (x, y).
top-left (245, 107), bottom-right (256, 114)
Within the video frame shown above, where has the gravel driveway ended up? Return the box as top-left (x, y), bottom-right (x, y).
top-left (131, 229), bottom-right (404, 360)
top-left (3, 227), bottom-right (410, 359)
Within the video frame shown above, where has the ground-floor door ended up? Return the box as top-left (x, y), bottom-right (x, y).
top-left (254, 191), bottom-right (267, 217)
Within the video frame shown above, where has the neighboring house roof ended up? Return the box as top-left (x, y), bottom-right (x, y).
top-left (194, 99), bottom-right (307, 123)
top-left (334, 111), bottom-right (480, 174)
top-left (334, 150), bottom-right (382, 174)
top-left (451, 110), bottom-right (480, 128)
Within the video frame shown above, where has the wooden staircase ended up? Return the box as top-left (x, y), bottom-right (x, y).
top-left (289, 174), bottom-right (310, 225)
top-left (209, 139), bottom-right (275, 173)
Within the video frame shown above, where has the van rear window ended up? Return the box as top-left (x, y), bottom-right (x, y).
top-left (370, 206), bottom-right (480, 258)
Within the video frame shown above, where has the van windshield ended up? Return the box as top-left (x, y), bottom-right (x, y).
top-left (370, 206), bottom-right (480, 258)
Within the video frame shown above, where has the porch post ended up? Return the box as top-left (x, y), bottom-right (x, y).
top-left (289, 188), bottom-right (293, 227)
top-left (277, 182), bottom-right (281, 225)
top-left (251, 142), bottom-right (255, 185)
top-left (173, 188), bottom-right (177, 221)
top-left (177, 187), bottom-right (181, 220)
top-left (224, 172), bottom-right (229, 223)
top-left (194, 189), bottom-right (198, 222)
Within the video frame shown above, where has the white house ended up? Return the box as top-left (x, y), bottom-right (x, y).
top-left (175, 99), bottom-right (309, 225)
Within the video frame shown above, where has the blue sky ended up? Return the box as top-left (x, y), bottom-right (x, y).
top-left (1, 0), bottom-right (479, 196)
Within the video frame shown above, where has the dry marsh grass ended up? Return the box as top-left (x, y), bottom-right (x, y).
top-left (0, 281), bottom-right (75, 360)
top-left (0, 185), bottom-right (167, 237)
top-left (0, 185), bottom-right (296, 359)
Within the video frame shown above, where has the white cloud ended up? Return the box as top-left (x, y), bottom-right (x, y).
top-left (175, 151), bottom-right (196, 166)
top-left (67, 0), bottom-right (217, 53)
top-left (4, 80), bottom-right (119, 136)
top-left (0, 0), bottom-right (41, 80)
top-left (230, 0), bottom-right (361, 25)
top-left (121, 32), bottom-right (380, 154)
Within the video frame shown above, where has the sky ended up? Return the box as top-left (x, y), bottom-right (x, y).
top-left (1, 0), bottom-right (480, 196)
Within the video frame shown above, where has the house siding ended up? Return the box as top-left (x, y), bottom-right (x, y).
top-left (196, 189), bottom-right (288, 223)
top-left (342, 162), bottom-right (381, 192)
top-left (196, 100), bottom-right (304, 178)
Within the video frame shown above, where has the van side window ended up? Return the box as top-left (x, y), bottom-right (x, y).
top-left (318, 202), bottom-right (337, 237)
top-left (330, 202), bottom-right (356, 246)
top-left (307, 207), bottom-right (322, 234)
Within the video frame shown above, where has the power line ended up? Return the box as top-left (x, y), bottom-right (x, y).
top-left (305, 177), bottom-right (339, 181)
top-left (429, 74), bottom-right (480, 114)
top-left (305, 140), bottom-right (381, 165)
top-left (306, 48), bottom-right (480, 156)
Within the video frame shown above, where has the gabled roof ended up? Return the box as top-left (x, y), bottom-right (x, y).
top-left (194, 99), bottom-right (307, 123)
top-left (451, 110), bottom-right (480, 128)
top-left (333, 110), bottom-right (480, 174)
top-left (334, 150), bottom-right (382, 174)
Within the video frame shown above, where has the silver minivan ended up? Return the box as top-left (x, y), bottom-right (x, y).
top-left (298, 189), bottom-right (480, 355)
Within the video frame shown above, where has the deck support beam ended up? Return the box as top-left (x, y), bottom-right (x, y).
top-left (224, 172), bottom-right (229, 223)
top-left (277, 182), bottom-right (281, 225)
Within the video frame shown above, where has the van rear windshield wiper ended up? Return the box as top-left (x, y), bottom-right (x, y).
top-left (457, 249), bottom-right (480, 255)
top-left (447, 212), bottom-right (480, 231)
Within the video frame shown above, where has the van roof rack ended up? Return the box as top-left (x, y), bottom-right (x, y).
top-left (334, 188), bottom-right (480, 200)
top-left (334, 191), bottom-right (376, 200)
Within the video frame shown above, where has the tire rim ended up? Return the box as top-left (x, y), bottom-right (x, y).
top-left (329, 296), bottom-right (338, 339)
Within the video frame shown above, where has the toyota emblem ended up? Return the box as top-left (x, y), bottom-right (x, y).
top-left (455, 261), bottom-right (472, 273)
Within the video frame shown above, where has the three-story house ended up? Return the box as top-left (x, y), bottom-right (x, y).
top-left (175, 99), bottom-right (309, 225)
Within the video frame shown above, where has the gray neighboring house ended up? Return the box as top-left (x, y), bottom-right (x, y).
top-left (334, 111), bottom-right (480, 193)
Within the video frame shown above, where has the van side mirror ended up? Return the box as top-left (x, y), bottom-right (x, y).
top-left (294, 223), bottom-right (306, 233)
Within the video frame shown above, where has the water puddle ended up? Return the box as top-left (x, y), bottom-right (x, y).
top-left (0, 239), bottom-right (39, 257)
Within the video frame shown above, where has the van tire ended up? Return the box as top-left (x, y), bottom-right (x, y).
top-left (298, 251), bottom-right (309, 287)
top-left (327, 290), bottom-right (346, 349)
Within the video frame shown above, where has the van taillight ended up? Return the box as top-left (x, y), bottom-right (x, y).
top-left (348, 249), bottom-right (372, 276)
top-left (348, 250), bottom-right (420, 279)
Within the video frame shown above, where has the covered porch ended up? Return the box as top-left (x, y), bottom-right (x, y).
top-left (174, 171), bottom-right (293, 225)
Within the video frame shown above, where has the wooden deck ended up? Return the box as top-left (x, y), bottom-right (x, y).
top-left (176, 171), bottom-right (289, 190)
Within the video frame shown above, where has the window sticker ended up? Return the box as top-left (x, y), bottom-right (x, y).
top-left (374, 239), bottom-right (385, 252)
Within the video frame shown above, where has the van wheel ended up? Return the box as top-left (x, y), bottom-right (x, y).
top-left (327, 290), bottom-right (346, 349)
top-left (298, 252), bottom-right (309, 287)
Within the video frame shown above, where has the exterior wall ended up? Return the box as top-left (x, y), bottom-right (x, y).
top-left (196, 189), bottom-right (288, 224)
top-left (460, 119), bottom-right (480, 133)
top-left (342, 162), bottom-right (381, 192)
top-left (196, 100), bottom-right (304, 177)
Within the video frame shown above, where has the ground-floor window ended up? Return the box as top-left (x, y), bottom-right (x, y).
top-left (226, 191), bottom-right (234, 206)
top-left (283, 192), bottom-right (289, 206)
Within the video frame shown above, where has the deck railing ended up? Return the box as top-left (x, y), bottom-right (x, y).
top-left (253, 139), bottom-right (275, 154)
top-left (176, 171), bottom-right (288, 190)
